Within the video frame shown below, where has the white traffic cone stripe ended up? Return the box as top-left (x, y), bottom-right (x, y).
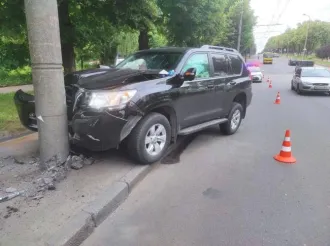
top-left (284, 137), bottom-right (290, 141)
top-left (281, 146), bottom-right (291, 152)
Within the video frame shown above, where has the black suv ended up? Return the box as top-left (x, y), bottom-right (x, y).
top-left (14, 45), bottom-right (252, 164)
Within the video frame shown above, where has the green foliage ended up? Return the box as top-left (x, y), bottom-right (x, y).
top-left (0, 0), bottom-right (257, 84)
top-left (264, 21), bottom-right (330, 53)
top-left (316, 45), bottom-right (330, 59)
top-left (0, 66), bottom-right (32, 87)
top-left (0, 92), bottom-right (28, 134)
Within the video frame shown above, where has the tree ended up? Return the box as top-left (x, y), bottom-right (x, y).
top-left (264, 20), bottom-right (330, 54)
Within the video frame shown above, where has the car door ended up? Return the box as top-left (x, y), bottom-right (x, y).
top-left (222, 54), bottom-right (246, 116)
top-left (209, 52), bottom-right (230, 118)
top-left (175, 52), bottom-right (217, 128)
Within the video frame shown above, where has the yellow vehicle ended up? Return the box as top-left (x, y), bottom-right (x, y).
top-left (263, 53), bottom-right (273, 64)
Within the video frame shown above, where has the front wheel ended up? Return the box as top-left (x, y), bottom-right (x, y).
top-left (127, 113), bottom-right (171, 164)
top-left (220, 102), bottom-right (243, 135)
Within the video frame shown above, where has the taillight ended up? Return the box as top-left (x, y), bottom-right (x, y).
top-left (248, 70), bottom-right (252, 80)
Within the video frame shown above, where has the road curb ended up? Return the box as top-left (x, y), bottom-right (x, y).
top-left (0, 131), bottom-right (33, 143)
top-left (45, 165), bottom-right (153, 246)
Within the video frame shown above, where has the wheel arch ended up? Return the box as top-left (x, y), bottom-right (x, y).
top-left (233, 92), bottom-right (247, 118)
top-left (147, 105), bottom-right (178, 143)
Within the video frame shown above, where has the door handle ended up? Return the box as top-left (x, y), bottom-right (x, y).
top-left (229, 81), bottom-right (237, 85)
top-left (207, 83), bottom-right (214, 88)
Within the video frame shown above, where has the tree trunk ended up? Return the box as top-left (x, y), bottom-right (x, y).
top-left (58, 0), bottom-right (76, 74)
top-left (138, 30), bottom-right (149, 50)
top-left (100, 45), bottom-right (117, 65)
top-left (62, 43), bottom-right (75, 74)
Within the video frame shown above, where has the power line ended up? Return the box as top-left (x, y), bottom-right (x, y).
top-left (262, 0), bottom-right (282, 39)
top-left (262, 0), bottom-right (292, 50)
top-left (275, 0), bottom-right (292, 24)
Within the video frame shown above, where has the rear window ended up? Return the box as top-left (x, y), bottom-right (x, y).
top-left (228, 55), bottom-right (243, 75)
top-left (211, 53), bottom-right (229, 76)
top-left (248, 66), bottom-right (261, 72)
top-left (263, 53), bottom-right (272, 58)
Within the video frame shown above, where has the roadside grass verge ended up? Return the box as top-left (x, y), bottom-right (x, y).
top-left (0, 91), bottom-right (33, 137)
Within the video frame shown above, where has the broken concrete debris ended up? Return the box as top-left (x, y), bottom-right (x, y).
top-left (5, 187), bottom-right (17, 193)
top-left (0, 153), bottom-right (95, 201)
top-left (0, 191), bottom-right (23, 203)
top-left (66, 154), bottom-right (94, 170)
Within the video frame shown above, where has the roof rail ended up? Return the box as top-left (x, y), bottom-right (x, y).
top-left (201, 45), bottom-right (238, 53)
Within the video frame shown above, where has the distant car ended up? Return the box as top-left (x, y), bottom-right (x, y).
top-left (248, 66), bottom-right (263, 83)
top-left (291, 67), bottom-right (330, 95)
top-left (263, 53), bottom-right (273, 64)
top-left (288, 58), bottom-right (298, 66)
top-left (273, 53), bottom-right (280, 57)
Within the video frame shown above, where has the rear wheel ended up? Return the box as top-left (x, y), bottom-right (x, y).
top-left (220, 102), bottom-right (243, 135)
top-left (127, 113), bottom-right (171, 164)
top-left (291, 81), bottom-right (294, 90)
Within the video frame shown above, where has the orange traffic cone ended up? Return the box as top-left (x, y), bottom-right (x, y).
top-left (269, 80), bottom-right (272, 88)
top-left (274, 130), bottom-right (296, 164)
top-left (274, 92), bottom-right (281, 104)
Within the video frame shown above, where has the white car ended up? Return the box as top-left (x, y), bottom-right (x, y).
top-left (248, 66), bottom-right (263, 83)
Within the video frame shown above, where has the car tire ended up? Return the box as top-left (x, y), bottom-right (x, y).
top-left (220, 102), bottom-right (243, 135)
top-left (127, 112), bottom-right (171, 164)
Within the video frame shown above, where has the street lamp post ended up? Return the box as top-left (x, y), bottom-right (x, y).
top-left (237, 0), bottom-right (244, 52)
top-left (303, 14), bottom-right (311, 58)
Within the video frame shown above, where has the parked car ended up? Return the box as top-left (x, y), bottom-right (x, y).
top-left (247, 66), bottom-right (263, 83)
top-left (288, 58), bottom-right (298, 66)
top-left (291, 67), bottom-right (330, 95)
top-left (14, 45), bottom-right (253, 164)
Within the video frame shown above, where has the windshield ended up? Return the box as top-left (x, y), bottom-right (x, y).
top-left (116, 51), bottom-right (183, 71)
top-left (248, 67), bottom-right (261, 72)
top-left (301, 69), bottom-right (330, 77)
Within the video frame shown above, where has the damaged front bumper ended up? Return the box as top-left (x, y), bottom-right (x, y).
top-left (14, 90), bottom-right (143, 151)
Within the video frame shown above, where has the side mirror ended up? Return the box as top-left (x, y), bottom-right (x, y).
top-left (183, 68), bottom-right (196, 81)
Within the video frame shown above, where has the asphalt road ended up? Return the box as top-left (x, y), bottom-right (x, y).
top-left (82, 57), bottom-right (330, 246)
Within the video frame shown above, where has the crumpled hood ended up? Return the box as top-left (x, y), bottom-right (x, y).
top-left (301, 77), bottom-right (330, 84)
top-left (64, 68), bottom-right (165, 90)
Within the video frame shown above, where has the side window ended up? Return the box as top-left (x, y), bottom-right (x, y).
top-left (182, 53), bottom-right (210, 79)
top-left (228, 55), bottom-right (243, 75)
top-left (211, 53), bottom-right (229, 76)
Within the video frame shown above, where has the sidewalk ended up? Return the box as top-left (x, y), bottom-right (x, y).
top-left (0, 134), bottom-right (141, 246)
top-left (0, 84), bottom-right (33, 94)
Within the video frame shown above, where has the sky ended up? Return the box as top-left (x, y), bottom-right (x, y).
top-left (250, 0), bottom-right (330, 52)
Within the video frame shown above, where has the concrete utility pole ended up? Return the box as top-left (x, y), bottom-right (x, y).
top-left (303, 14), bottom-right (311, 59)
top-left (24, 0), bottom-right (69, 168)
top-left (237, 0), bottom-right (244, 52)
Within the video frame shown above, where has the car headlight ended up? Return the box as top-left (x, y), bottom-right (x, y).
top-left (302, 82), bottom-right (312, 86)
top-left (88, 90), bottom-right (137, 109)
